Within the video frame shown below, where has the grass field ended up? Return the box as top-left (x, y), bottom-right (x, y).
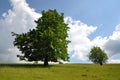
top-left (0, 64), bottom-right (120, 80)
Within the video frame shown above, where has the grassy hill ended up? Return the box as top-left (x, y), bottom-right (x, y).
top-left (0, 64), bottom-right (120, 80)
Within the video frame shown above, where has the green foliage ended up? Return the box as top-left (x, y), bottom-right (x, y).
top-left (89, 46), bottom-right (108, 65)
top-left (0, 64), bottom-right (120, 80)
top-left (12, 9), bottom-right (70, 66)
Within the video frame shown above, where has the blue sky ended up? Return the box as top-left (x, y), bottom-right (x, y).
top-left (27, 0), bottom-right (120, 37)
top-left (0, 0), bottom-right (120, 63)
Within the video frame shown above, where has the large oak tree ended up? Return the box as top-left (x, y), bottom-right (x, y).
top-left (12, 9), bottom-right (70, 66)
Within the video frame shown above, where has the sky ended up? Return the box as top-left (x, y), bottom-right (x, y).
top-left (0, 0), bottom-right (120, 63)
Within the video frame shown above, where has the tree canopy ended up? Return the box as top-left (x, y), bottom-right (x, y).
top-left (12, 9), bottom-right (70, 66)
top-left (89, 46), bottom-right (108, 65)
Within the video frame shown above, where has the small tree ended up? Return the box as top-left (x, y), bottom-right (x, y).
top-left (89, 46), bottom-right (108, 66)
top-left (12, 9), bottom-right (70, 66)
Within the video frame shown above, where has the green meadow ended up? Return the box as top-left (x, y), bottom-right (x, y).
top-left (0, 64), bottom-right (120, 80)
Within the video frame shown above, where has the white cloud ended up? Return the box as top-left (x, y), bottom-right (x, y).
top-left (108, 59), bottom-right (120, 63)
top-left (92, 36), bottom-right (107, 49)
top-left (1, 0), bottom-right (41, 33)
top-left (107, 54), bottom-right (120, 63)
top-left (8, 47), bottom-right (21, 54)
top-left (104, 24), bottom-right (120, 57)
top-left (108, 54), bottom-right (120, 63)
top-left (0, 0), bottom-right (41, 62)
top-left (109, 24), bottom-right (120, 40)
top-left (65, 17), bottom-right (98, 60)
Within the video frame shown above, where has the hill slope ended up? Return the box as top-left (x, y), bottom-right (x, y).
top-left (0, 64), bottom-right (120, 80)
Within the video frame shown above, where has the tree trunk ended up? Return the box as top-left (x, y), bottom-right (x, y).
top-left (100, 62), bottom-right (103, 66)
top-left (44, 57), bottom-right (48, 66)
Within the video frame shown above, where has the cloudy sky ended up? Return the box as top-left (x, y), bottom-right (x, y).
top-left (0, 0), bottom-right (120, 63)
